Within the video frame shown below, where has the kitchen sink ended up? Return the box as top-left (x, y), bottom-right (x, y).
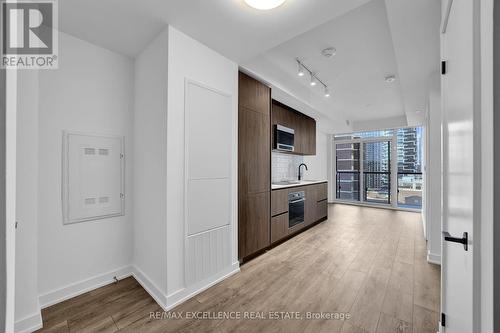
top-left (272, 180), bottom-right (301, 185)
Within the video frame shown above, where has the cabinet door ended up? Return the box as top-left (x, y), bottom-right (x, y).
top-left (239, 72), bottom-right (271, 114)
top-left (304, 117), bottom-right (316, 155)
top-left (316, 183), bottom-right (328, 201)
top-left (271, 213), bottom-right (288, 243)
top-left (305, 185), bottom-right (316, 226)
top-left (239, 192), bottom-right (270, 258)
top-left (271, 189), bottom-right (288, 216)
top-left (294, 114), bottom-right (306, 154)
top-left (239, 107), bottom-right (270, 194)
top-left (316, 199), bottom-right (328, 221)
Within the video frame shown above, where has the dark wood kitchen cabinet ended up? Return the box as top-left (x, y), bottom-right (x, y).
top-left (238, 72), bottom-right (271, 261)
top-left (271, 100), bottom-right (316, 155)
top-left (305, 185), bottom-right (317, 226)
top-left (314, 183), bottom-right (328, 221)
top-left (270, 182), bottom-right (328, 244)
top-left (271, 213), bottom-right (288, 243)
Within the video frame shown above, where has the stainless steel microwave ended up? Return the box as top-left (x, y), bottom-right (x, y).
top-left (274, 124), bottom-right (295, 152)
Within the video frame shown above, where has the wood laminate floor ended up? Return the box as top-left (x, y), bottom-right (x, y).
top-left (36, 204), bottom-right (440, 333)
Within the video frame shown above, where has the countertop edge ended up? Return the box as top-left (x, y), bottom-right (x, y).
top-left (271, 180), bottom-right (328, 191)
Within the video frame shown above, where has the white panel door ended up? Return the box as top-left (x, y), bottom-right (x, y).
top-left (185, 80), bottom-right (232, 235)
top-left (441, 0), bottom-right (476, 331)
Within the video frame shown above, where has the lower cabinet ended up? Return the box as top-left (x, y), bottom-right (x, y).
top-left (271, 213), bottom-right (288, 243)
top-left (305, 185), bottom-right (316, 226)
top-left (316, 199), bottom-right (328, 221)
top-left (270, 182), bottom-right (328, 244)
top-left (239, 192), bottom-right (270, 259)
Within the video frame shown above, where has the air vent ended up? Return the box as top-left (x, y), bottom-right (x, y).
top-left (99, 196), bottom-right (109, 204)
top-left (84, 197), bottom-right (96, 205)
top-left (84, 148), bottom-right (95, 155)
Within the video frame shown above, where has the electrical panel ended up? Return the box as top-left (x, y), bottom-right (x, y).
top-left (62, 132), bottom-right (124, 224)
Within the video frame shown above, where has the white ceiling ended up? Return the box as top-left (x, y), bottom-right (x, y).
top-left (58, 0), bottom-right (372, 60)
top-left (58, 0), bottom-right (441, 133)
top-left (243, 0), bottom-right (441, 132)
top-left (243, 0), bottom-right (404, 125)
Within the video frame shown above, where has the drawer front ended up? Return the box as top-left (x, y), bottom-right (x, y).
top-left (316, 199), bottom-right (328, 221)
top-left (271, 213), bottom-right (288, 243)
top-left (271, 189), bottom-right (289, 216)
top-left (316, 183), bottom-right (328, 201)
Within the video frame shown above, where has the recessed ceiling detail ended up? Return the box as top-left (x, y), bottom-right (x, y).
top-left (243, 0), bottom-right (286, 10)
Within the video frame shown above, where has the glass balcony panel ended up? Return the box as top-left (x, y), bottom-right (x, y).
top-left (397, 173), bottom-right (423, 209)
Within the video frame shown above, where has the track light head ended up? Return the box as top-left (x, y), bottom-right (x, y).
top-left (297, 62), bottom-right (305, 77)
top-left (324, 87), bottom-right (331, 97)
top-left (310, 74), bottom-right (317, 86)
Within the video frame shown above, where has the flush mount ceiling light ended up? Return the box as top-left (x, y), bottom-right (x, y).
top-left (244, 0), bottom-right (287, 10)
top-left (385, 74), bottom-right (396, 83)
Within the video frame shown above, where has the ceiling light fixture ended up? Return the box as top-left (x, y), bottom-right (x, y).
top-left (297, 62), bottom-right (305, 77)
top-left (295, 59), bottom-right (331, 98)
top-left (385, 74), bottom-right (396, 83)
top-left (244, 0), bottom-right (286, 10)
top-left (310, 73), bottom-right (317, 86)
top-left (321, 47), bottom-right (337, 58)
top-left (324, 87), bottom-right (331, 97)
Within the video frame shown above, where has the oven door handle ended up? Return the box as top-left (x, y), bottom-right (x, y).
top-left (289, 199), bottom-right (306, 204)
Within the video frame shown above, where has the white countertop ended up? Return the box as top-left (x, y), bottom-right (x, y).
top-left (271, 180), bottom-right (327, 190)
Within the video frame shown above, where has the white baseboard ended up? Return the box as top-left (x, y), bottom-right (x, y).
top-left (165, 262), bottom-right (240, 310)
top-left (130, 265), bottom-right (168, 310)
top-left (14, 310), bottom-right (42, 333)
top-left (38, 265), bottom-right (133, 309)
top-left (427, 251), bottom-right (441, 265)
top-left (26, 262), bottom-right (239, 333)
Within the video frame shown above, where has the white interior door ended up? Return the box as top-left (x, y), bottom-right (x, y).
top-left (441, 0), bottom-right (477, 331)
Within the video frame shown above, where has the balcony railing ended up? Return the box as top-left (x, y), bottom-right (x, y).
top-left (397, 172), bottom-right (423, 209)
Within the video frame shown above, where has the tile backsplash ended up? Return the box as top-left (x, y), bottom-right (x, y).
top-left (272, 152), bottom-right (304, 183)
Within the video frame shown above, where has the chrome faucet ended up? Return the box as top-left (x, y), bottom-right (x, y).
top-left (298, 163), bottom-right (308, 181)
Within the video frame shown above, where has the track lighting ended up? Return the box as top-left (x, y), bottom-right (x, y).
top-left (296, 59), bottom-right (331, 98)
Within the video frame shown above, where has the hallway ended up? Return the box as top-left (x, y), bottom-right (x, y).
top-left (37, 204), bottom-right (440, 333)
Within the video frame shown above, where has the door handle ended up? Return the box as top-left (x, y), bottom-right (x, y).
top-left (442, 231), bottom-right (468, 251)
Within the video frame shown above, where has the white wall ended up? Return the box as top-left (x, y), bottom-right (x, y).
top-left (165, 26), bottom-right (239, 306)
top-left (0, 68), bottom-right (5, 333)
top-left (304, 129), bottom-right (329, 181)
top-left (133, 29), bottom-right (169, 301)
top-left (15, 71), bottom-right (42, 332)
top-left (426, 74), bottom-right (442, 264)
top-left (5, 69), bottom-right (17, 333)
top-left (37, 32), bottom-right (134, 303)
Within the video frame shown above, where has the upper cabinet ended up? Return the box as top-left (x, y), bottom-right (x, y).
top-left (271, 100), bottom-right (316, 156)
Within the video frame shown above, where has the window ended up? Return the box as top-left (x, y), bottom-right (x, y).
top-left (334, 127), bottom-right (423, 210)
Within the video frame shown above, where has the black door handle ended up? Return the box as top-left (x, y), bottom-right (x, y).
top-left (443, 231), bottom-right (468, 251)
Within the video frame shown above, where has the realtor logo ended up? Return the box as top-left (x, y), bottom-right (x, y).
top-left (1, 0), bottom-right (58, 69)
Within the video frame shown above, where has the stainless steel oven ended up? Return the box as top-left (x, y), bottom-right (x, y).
top-left (274, 124), bottom-right (295, 152)
top-left (288, 191), bottom-right (305, 228)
